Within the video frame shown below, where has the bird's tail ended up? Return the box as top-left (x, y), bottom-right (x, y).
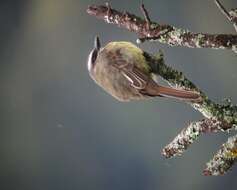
top-left (157, 85), bottom-right (201, 102)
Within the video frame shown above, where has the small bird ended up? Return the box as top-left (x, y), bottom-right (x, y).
top-left (88, 36), bottom-right (201, 102)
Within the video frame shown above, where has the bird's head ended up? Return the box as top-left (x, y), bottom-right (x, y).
top-left (87, 36), bottom-right (101, 72)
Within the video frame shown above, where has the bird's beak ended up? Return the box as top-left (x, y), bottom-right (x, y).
top-left (94, 36), bottom-right (101, 51)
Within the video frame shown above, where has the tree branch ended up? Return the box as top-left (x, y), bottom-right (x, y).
top-left (143, 52), bottom-right (237, 162)
top-left (203, 134), bottom-right (237, 176)
top-left (162, 118), bottom-right (233, 158)
top-left (87, 3), bottom-right (237, 53)
top-left (145, 51), bottom-right (237, 127)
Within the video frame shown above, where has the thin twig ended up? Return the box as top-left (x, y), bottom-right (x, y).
top-left (215, 0), bottom-right (232, 22)
top-left (140, 4), bottom-right (151, 30)
top-left (215, 0), bottom-right (237, 33)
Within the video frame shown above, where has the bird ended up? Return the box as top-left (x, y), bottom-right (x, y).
top-left (87, 36), bottom-right (201, 102)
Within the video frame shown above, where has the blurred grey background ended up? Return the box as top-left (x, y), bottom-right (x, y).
top-left (0, 0), bottom-right (236, 189)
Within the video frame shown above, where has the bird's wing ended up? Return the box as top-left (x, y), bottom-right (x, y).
top-left (111, 60), bottom-right (149, 90)
top-left (111, 59), bottom-right (201, 101)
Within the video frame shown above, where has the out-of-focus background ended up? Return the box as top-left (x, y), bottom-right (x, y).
top-left (0, 0), bottom-right (236, 189)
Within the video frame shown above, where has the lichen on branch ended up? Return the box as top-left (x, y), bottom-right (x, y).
top-left (143, 39), bottom-right (237, 176)
top-left (203, 134), bottom-right (237, 176)
top-left (145, 51), bottom-right (237, 128)
top-left (162, 118), bottom-right (226, 158)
